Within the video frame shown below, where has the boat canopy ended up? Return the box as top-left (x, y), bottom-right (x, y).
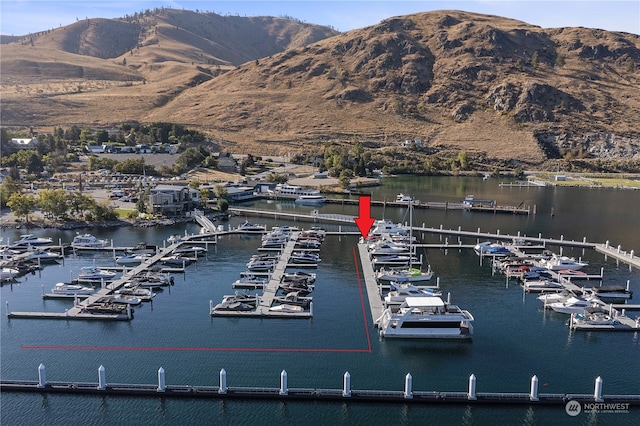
top-left (405, 296), bottom-right (445, 307)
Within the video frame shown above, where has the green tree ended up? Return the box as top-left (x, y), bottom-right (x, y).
top-left (7, 193), bottom-right (37, 223)
top-left (555, 53), bottom-right (565, 68)
top-left (38, 188), bottom-right (69, 219)
top-left (531, 51), bottom-right (539, 69)
top-left (213, 184), bottom-right (229, 200)
top-left (0, 176), bottom-right (21, 208)
top-left (67, 193), bottom-right (97, 219)
top-left (338, 169), bottom-right (354, 190)
top-left (217, 198), bottom-right (229, 212)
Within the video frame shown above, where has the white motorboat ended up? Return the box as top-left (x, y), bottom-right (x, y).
top-left (273, 291), bottom-right (312, 307)
top-left (269, 304), bottom-right (304, 313)
top-left (522, 278), bottom-right (564, 292)
top-left (537, 289), bottom-right (584, 305)
top-left (219, 292), bottom-right (259, 306)
top-left (261, 237), bottom-right (288, 248)
top-left (115, 287), bottom-right (155, 300)
top-left (282, 271), bottom-right (316, 283)
top-left (474, 242), bottom-right (512, 256)
top-left (570, 307), bottom-right (623, 330)
top-left (376, 266), bottom-right (434, 283)
top-left (394, 194), bottom-right (418, 204)
top-left (232, 275), bottom-right (268, 289)
top-left (160, 255), bottom-right (192, 266)
top-left (547, 295), bottom-right (603, 314)
top-left (167, 234), bottom-right (184, 245)
top-left (279, 281), bottom-right (314, 295)
top-left (369, 219), bottom-right (408, 237)
top-left (246, 259), bottom-right (276, 271)
top-left (290, 251), bottom-right (321, 264)
top-left (383, 283), bottom-right (442, 306)
top-left (24, 249), bottom-right (63, 263)
top-left (371, 254), bottom-right (421, 268)
top-left (115, 253), bottom-right (150, 265)
top-left (71, 233), bottom-right (109, 249)
top-left (212, 301), bottom-right (255, 312)
top-left (237, 221), bottom-right (267, 233)
top-left (99, 295), bottom-right (142, 305)
top-left (76, 266), bottom-right (117, 282)
top-left (50, 283), bottom-right (95, 295)
top-left (8, 234), bottom-right (53, 249)
top-left (1, 267), bottom-right (20, 281)
top-left (377, 296), bottom-right (474, 339)
top-left (540, 255), bottom-right (588, 271)
top-left (294, 194), bottom-right (327, 205)
top-left (368, 240), bottom-right (410, 256)
top-left (172, 246), bottom-right (207, 256)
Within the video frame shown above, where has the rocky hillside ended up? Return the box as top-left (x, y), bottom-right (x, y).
top-left (2, 9), bottom-right (639, 165)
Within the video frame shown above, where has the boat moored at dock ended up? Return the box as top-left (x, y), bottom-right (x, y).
top-left (377, 296), bottom-right (474, 339)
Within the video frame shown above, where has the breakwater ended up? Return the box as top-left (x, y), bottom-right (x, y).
top-left (3, 364), bottom-right (639, 407)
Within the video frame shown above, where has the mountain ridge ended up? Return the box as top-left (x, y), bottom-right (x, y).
top-left (1, 9), bottom-right (639, 165)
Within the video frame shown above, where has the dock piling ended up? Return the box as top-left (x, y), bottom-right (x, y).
top-left (594, 376), bottom-right (603, 402)
top-left (157, 367), bottom-right (166, 392)
top-left (98, 365), bottom-right (106, 391)
top-left (530, 375), bottom-right (539, 401)
top-left (404, 373), bottom-right (413, 399)
top-left (219, 369), bottom-right (227, 394)
top-left (343, 372), bottom-right (351, 397)
top-left (280, 370), bottom-right (288, 396)
top-left (38, 364), bottom-right (46, 388)
top-left (468, 374), bottom-right (477, 400)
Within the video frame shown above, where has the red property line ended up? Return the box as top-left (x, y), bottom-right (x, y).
top-left (21, 246), bottom-right (374, 354)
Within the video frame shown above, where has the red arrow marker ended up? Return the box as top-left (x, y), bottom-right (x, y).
top-left (354, 195), bottom-right (375, 238)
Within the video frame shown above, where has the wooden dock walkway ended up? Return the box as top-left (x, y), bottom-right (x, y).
top-left (357, 242), bottom-right (385, 326)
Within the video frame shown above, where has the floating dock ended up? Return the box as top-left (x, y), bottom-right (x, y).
top-left (3, 365), bottom-right (639, 407)
top-left (210, 233), bottom-right (312, 318)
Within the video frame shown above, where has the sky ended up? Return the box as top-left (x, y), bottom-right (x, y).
top-left (1, 1), bottom-right (638, 36)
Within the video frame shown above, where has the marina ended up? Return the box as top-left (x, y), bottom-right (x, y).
top-left (2, 176), bottom-right (639, 424)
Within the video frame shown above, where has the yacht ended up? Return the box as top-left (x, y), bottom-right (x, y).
top-left (115, 253), bottom-right (150, 265)
top-left (383, 283), bottom-right (442, 307)
top-left (376, 266), bottom-right (434, 284)
top-left (76, 266), bottom-right (117, 282)
top-left (24, 249), bottom-right (63, 263)
top-left (377, 296), bottom-right (474, 339)
top-left (273, 291), bottom-right (312, 307)
top-left (160, 254), bottom-right (192, 266)
top-left (290, 251), bottom-right (321, 264)
top-left (246, 259), bottom-right (276, 271)
top-left (295, 194), bottom-right (327, 205)
top-left (232, 275), bottom-right (268, 289)
top-left (8, 234), bottom-right (53, 249)
top-left (282, 271), bottom-right (316, 283)
top-left (50, 283), bottom-right (95, 295)
top-left (269, 183), bottom-right (321, 199)
top-left (540, 255), bottom-right (588, 271)
top-left (71, 233), bottom-right (109, 249)
top-left (173, 246), bottom-right (207, 256)
top-left (395, 194), bottom-right (417, 204)
top-left (1, 267), bottom-right (20, 281)
top-left (546, 294), bottom-right (603, 314)
top-left (269, 304), bottom-right (304, 313)
top-left (369, 219), bottom-right (408, 237)
top-left (368, 240), bottom-right (410, 256)
top-left (371, 254), bottom-right (421, 268)
top-left (237, 221), bottom-right (267, 233)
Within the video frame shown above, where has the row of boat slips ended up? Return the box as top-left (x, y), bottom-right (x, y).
top-left (209, 227), bottom-right (326, 318)
top-left (484, 243), bottom-right (640, 332)
top-left (6, 235), bottom-right (219, 321)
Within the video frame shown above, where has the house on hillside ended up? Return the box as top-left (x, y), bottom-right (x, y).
top-left (217, 153), bottom-right (238, 173)
top-left (150, 184), bottom-right (200, 216)
top-left (11, 138), bottom-right (38, 150)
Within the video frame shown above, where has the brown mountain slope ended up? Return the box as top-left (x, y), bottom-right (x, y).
top-left (2, 10), bottom-right (639, 163)
top-left (150, 10), bottom-right (640, 160)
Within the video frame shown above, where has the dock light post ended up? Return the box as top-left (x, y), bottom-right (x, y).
top-left (280, 370), bottom-right (288, 396)
top-left (38, 363), bottom-right (47, 388)
top-left (157, 367), bottom-right (166, 392)
top-left (404, 374), bottom-right (413, 399)
top-left (219, 369), bottom-right (227, 394)
top-left (594, 376), bottom-right (604, 402)
top-left (468, 374), bottom-right (477, 400)
top-left (343, 372), bottom-right (351, 397)
top-left (530, 375), bottom-right (539, 401)
top-left (98, 365), bottom-right (106, 390)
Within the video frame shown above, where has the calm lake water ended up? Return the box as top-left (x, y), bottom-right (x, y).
top-left (1, 176), bottom-right (639, 425)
